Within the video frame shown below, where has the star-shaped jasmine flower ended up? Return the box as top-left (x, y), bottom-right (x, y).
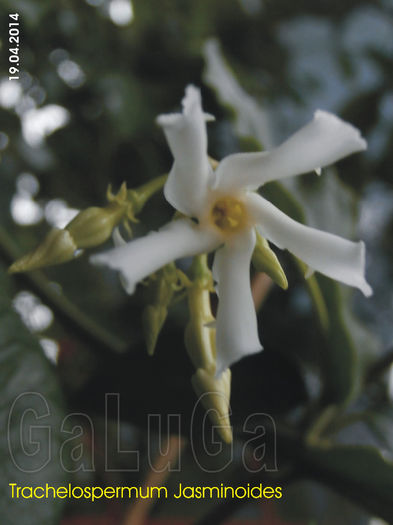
top-left (91, 85), bottom-right (372, 374)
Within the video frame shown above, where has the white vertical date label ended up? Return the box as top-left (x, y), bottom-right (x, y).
top-left (9, 13), bottom-right (20, 80)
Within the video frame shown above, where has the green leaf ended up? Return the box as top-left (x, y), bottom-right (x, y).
top-left (303, 444), bottom-right (393, 523)
top-left (0, 267), bottom-right (67, 525)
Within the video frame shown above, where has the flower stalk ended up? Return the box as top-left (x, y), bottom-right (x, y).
top-left (186, 254), bottom-right (233, 444)
top-left (126, 174), bottom-right (168, 216)
top-left (185, 254), bottom-right (216, 372)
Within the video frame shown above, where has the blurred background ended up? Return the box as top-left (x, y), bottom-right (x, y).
top-left (0, 0), bottom-right (392, 524)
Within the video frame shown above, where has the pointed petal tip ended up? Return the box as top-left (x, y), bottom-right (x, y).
top-left (313, 109), bottom-right (367, 151)
top-left (155, 112), bottom-right (183, 128)
top-left (215, 344), bottom-right (263, 378)
top-left (157, 86), bottom-right (213, 128)
top-left (357, 240), bottom-right (372, 297)
top-left (155, 86), bottom-right (202, 127)
top-left (89, 251), bottom-right (136, 295)
top-left (183, 84), bottom-right (201, 112)
top-left (89, 252), bottom-right (105, 266)
top-left (357, 135), bottom-right (367, 151)
top-left (119, 276), bottom-right (136, 295)
top-left (361, 282), bottom-right (373, 298)
top-left (204, 112), bottom-right (215, 122)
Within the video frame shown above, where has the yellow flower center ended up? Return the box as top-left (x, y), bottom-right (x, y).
top-left (210, 195), bottom-right (249, 235)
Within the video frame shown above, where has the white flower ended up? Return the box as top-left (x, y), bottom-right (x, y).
top-left (91, 85), bottom-right (372, 374)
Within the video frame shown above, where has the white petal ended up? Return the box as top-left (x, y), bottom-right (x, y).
top-left (156, 85), bottom-right (214, 217)
top-left (214, 110), bottom-right (367, 191)
top-left (111, 228), bottom-right (130, 291)
top-left (213, 228), bottom-right (262, 374)
top-left (91, 219), bottom-right (221, 294)
top-left (247, 193), bottom-right (372, 297)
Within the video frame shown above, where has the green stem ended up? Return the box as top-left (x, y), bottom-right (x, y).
top-left (128, 174), bottom-right (167, 214)
top-left (0, 226), bottom-right (127, 354)
top-left (189, 253), bottom-right (211, 287)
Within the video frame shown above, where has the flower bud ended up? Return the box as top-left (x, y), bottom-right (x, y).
top-left (252, 231), bottom-right (288, 289)
top-left (141, 263), bottom-right (178, 355)
top-left (191, 368), bottom-right (232, 444)
top-left (66, 204), bottom-right (126, 249)
top-left (142, 304), bottom-right (168, 356)
top-left (9, 228), bottom-right (77, 273)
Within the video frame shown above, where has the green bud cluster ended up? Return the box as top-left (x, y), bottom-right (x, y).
top-left (9, 177), bottom-right (167, 274)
